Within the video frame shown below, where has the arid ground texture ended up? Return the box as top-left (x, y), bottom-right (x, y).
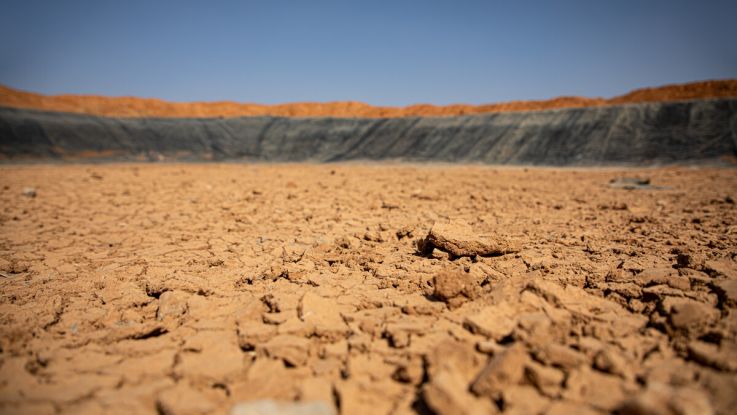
top-left (1, 164), bottom-right (736, 414)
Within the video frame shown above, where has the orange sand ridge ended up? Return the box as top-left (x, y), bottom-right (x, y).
top-left (1, 79), bottom-right (736, 119)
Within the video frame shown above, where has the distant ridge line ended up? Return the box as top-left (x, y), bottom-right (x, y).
top-left (1, 79), bottom-right (736, 119)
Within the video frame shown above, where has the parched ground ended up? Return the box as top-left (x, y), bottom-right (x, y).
top-left (0, 163), bottom-right (736, 415)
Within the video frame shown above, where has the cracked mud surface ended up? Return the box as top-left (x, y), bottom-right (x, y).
top-left (1, 163), bottom-right (736, 414)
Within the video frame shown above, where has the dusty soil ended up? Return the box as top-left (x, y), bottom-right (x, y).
top-left (1, 163), bottom-right (736, 414)
top-left (2, 79), bottom-right (736, 119)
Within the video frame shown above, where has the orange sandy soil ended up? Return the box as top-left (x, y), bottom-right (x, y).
top-left (1, 164), bottom-right (737, 414)
top-left (1, 80), bottom-right (737, 119)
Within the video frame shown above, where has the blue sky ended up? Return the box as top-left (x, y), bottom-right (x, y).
top-left (1, 0), bottom-right (735, 105)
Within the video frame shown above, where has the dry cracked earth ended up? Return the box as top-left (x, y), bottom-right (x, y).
top-left (1, 163), bottom-right (736, 415)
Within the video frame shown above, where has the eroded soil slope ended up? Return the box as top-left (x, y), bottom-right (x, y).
top-left (2, 79), bottom-right (736, 118)
top-left (1, 164), bottom-right (736, 414)
top-left (3, 98), bottom-right (735, 164)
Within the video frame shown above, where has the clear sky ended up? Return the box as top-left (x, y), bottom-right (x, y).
top-left (1, 0), bottom-right (735, 106)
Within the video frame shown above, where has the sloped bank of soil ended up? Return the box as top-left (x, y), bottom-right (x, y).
top-left (2, 97), bottom-right (736, 164)
top-left (1, 164), bottom-right (736, 414)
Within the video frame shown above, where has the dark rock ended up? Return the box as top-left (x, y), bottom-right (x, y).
top-left (674, 249), bottom-right (706, 270)
top-left (609, 177), bottom-right (653, 190)
top-left (395, 225), bottom-right (414, 240)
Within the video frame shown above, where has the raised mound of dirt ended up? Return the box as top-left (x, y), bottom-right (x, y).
top-left (2, 98), bottom-right (736, 164)
top-left (1, 80), bottom-right (736, 119)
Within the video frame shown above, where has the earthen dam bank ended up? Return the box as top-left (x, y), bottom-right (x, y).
top-left (2, 98), bottom-right (736, 165)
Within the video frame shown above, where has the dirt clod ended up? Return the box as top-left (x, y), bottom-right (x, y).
top-left (433, 269), bottom-right (479, 307)
top-left (419, 220), bottom-right (516, 258)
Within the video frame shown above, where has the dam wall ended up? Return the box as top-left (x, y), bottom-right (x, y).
top-left (1, 98), bottom-right (736, 165)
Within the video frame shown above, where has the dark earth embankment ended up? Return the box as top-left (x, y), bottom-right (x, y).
top-left (1, 98), bottom-right (736, 165)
